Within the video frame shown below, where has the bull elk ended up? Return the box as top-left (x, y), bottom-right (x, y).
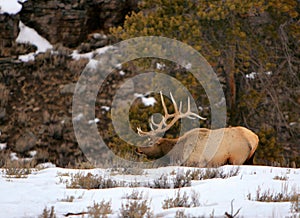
top-left (136, 92), bottom-right (259, 167)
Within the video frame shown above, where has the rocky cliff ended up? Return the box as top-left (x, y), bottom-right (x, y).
top-left (0, 0), bottom-right (139, 167)
top-left (0, 0), bottom-right (138, 50)
top-left (0, 13), bottom-right (19, 57)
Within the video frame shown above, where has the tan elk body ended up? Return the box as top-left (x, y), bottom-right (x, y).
top-left (137, 92), bottom-right (259, 167)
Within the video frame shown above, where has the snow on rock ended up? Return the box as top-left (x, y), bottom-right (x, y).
top-left (134, 93), bottom-right (157, 106)
top-left (246, 71), bottom-right (273, 79)
top-left (85, 59), bottom-right (99, 70)
top-left (18, 52), bottom-right (35, 62)
top-left (9, 152), bottom-right (18, 161)
top-left (72, 113), bottom-right (84, 122)
top-left (119, 70), bottom-right (125, 76)
top-left (246, 72), bottom-right (257, 79)
top-left (101, 106), bottom-right (110, 111)
top-left (16, 21), bottom-right (52, 53)
top-left (0, 143), bottom-right (6, 150)
top-left (88, 118), bottom-right (100, 124)
top-left (29, 150), bottom-right (37, 157)
top-left (156, 62), bottom-right (165, 70)
top-left (71, 46), bottom-right (114, 61)
top-left (16, 21), bottom-right (53, 62)
top-left (0, 0), bottom-right (27, 15)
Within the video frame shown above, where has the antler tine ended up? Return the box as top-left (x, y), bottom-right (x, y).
top-left (149, 122), bottom-right (155, 131)
top-left (150, 115), bottom-right (164, 129)
top-left (184, 96), bottom-right (206, 120)
top-left (160, 91), bottom-right (169, 117)
top-left (137, 91), bottom-right (206, 138)
top-left (137, 127), bottom-right (144, 136)
top-left (169, 92), bottom-right (179, 114)
top-left (179, 101), bottom-right (182, 113)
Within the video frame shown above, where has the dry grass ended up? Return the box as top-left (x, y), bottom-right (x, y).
top-left (162, 189), bottom-right (200, 209)
top-left (248, 184), bottom-right (299, 203)
top-left (39, 206), bottom-right (56, 218)
top-left (119, 191), bottom-right (153, 218)
top-left (87, 200), bottom-right (112, 218)
top-left (62, 167), bottom-right (239, 190)
top-left (59, 195), bottom-right (75, 202)
top-left (150, 170), bottom-right (192, 189)
top-left (273, 175), bottom-right (288, 181)
top-left (290, 194), bottom-right (300, 214)
top-left (123, 189), bottom-right (144, 200)
top-left (189, 167), bottom-right (240, 180)
top-left (2, 160), bottom-right (35, 178)
top-left (66, 172), bottom-right (122, 189)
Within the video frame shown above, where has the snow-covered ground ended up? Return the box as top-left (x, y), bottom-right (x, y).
top-left (0, 165), bottom-right (299, 218)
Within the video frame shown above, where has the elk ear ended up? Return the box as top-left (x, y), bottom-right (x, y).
top-left (135, 147), bottom-right (144, 155)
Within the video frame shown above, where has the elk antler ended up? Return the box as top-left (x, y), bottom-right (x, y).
top-left (137, 91), bottom-right (206, 137)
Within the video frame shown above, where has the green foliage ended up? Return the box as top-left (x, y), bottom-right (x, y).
top-left (111, 0), bottom-right (299, 69)
top-left (255, 127), bottom-right (283, 165)
top-left (109, 0), bottom-right (300, 165)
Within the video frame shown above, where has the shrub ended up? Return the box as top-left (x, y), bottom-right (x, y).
top-left (188, 167), bottom-right (240, 180)
top-left (152, 174), bottom-right (172, 189)
top-left (39, 206), bottom-right (56, 218)
top-left (248, 184), bottom-right (299, 202)
top-left (123, 189), bottom-right (144, 200)
top-left (173, 170), bottom-right (192, 188)
top-left (119, 192), bottom-right (153, 218)
top-left (2, 160), bottom-right (34, 178)
top-left (273, 175), bottom-right (288, 181)
top-left (59, 195), bottom-right (75, 202)
top-left (87, 200), bottom-right (112, 218)
top-left (162, 190), bottom-right (200, 209)
top-left (66, 172), bottom-right (121, 189)
top-left (290, 194), bottom-right (300, 214)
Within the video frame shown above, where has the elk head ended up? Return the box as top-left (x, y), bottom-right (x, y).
top-left (136, 91), bottom-right (206, 160)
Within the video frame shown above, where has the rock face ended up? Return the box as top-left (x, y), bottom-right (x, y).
top-left (0, 13), bottom-right (19, 56)
top-left (20, 0), bottom-right (138, 48)
top-left (0, 0), bottom-right (140, 167)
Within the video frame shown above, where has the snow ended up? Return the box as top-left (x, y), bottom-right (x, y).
top-left (0, 0), bottom-right (27, 14)
top-left (16, 21), bottom-right (53, 62)
top-left (9, 152), bottom-right (18, 161)
top-left (156, 62), bottom-right (165, 70)
top-left (0, 165), bottom-right (298, 218)
top-left (246, 72), bottom-right (257, 79)
top-left (246, 71), bottom-right (273, 79)
top-left (101, 106), bottom-right (110, 112)
top-left (73, 113), bottom-right (84, 122)
top-left (88, 118), bottom-right (100, 124)
top-left (0, 143), bottom-right (6, 150)
top-left (16, 22), bottom-right (53, 53)
top-left (71, 46), bottom-right (114, 61)
top-left (135, 93), bottom-right (157, 107)
top-left (184, 62), bottom-right (192, 70)
top-left (29, 150), bottom-right (37, 157)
